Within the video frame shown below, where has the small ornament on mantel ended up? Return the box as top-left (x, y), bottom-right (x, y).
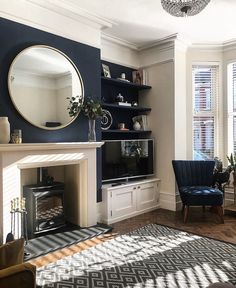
top-left (11, 129), bottom-right (22, 144)
top-left (0, 117), bottom-right (10, 144)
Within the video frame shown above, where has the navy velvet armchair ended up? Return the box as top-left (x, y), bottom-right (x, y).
top-left (172, 160), bottom-right (224, 223)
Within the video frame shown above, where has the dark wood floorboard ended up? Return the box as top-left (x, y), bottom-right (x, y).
top-left (112, 208), bottom-right (236, 243)
top-left (29, 208), bottom-right (236, 268)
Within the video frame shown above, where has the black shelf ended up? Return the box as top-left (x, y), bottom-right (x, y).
top-left (101, 76), bottom-right (151, 90)
top-left (102, 129), bottom-right (152, 134)
top-left (102, 103), bottom-right (151, 112)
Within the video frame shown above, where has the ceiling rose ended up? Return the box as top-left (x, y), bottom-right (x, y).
top-left (161, 0), bottom-right (211, 17)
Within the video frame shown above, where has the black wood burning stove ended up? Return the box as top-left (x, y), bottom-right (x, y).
top-left (23, 182), bottom-right (65, 239)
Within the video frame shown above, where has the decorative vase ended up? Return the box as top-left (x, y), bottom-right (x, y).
top-left (88, 119), bottom-right (96, 142)
top-left (0, 117), bottom-right (10, 144)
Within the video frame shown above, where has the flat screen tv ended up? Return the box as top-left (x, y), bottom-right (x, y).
top-left (102, 139), bottom-right (154, 183)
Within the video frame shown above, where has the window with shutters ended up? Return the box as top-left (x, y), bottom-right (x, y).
top-left (192, 65), bottom-right (219, 160)
top-left (227, 63), bottom-right (236, 154)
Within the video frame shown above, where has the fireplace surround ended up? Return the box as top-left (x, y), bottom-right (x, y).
top-left (0, 142), bottom-right (103, 243)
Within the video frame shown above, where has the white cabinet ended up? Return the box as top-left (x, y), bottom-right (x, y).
top-left (101, 178), bottom-right (160, 224)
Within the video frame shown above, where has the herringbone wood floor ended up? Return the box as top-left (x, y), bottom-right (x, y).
top-left (30, 208), bottom-right (236, 268)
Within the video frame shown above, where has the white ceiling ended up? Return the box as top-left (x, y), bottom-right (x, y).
top-left (66, 0), bottom-right (236, 48)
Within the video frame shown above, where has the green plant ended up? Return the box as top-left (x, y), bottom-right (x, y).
top-left (82, 98), bottom-right (104, 119)
top-left (226, 152), bottom-right (236, 173)
top-left (67, 96), bottom-right (104, 119)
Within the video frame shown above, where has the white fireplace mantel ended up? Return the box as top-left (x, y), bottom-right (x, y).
top-left (0, 142), bottom-right (102, 151)
top-left (0, 142), bottom-right (103, 243)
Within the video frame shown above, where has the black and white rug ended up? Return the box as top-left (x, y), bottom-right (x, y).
top-left (36, 224), bottom-right (236, 288)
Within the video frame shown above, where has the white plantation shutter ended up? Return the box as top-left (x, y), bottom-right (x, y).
top-left (192, 65), bottom-right (219, 160)
top-left (228, 63), bottom-right (236, 153)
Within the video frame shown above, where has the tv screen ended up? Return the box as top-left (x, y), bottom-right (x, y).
top-left (102, 139), bottom-right (154, 183)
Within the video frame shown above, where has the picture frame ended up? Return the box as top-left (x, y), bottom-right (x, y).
top-left (102, 64), bottom-right (111, 78)
top-left (132, 69), bottom-right (143, 85)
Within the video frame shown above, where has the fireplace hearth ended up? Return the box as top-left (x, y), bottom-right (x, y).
top-left (23, 182), bottom-right (66, 239)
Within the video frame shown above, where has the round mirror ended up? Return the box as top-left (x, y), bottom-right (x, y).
top-left (8, 45), bottom-right (84, 130)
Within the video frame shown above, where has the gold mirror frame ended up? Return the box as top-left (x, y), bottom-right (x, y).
top-left (8, 45), bottom-right (84, 130)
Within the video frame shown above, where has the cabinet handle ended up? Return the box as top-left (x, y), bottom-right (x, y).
top-left (137, 186), bottom-right (140, 189)
top-left (133, 187), bottom-right (136, 190)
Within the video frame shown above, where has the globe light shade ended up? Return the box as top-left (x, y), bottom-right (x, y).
top-left (161, 0), bottom-right (211, 17)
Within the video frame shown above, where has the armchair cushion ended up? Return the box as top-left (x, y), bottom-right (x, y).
top-left (0, 263), bottom-right (36, 288)
top-left (180, 186), bottom-right (223, 206)
top-left (0, 238), bottom-right (24, 270)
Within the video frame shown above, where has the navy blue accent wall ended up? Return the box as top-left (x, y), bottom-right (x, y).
top-left (0, 17), bottom-right (102, 201)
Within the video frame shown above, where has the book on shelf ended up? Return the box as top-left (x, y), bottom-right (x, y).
top-left (117, 102), bottom-right (132, 107)
top-left (132, 115), bottom-right (149, 131)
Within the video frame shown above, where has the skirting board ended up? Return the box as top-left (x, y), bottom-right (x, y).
top-left (159, 192), bottom-right (177, 211)
top-left (100, 205), bottom-right (161, 225)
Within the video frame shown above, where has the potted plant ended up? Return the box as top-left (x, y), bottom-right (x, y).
top-left (213, 157), bottom-right (230, 191)
top-left (67, 96), bottom-right (104, 141)
top-left (226, 152), bottom-right (236, 203)
top-left (226, 152), bottom-right (236, 172)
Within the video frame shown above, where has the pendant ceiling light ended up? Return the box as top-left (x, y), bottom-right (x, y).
top-left (161, 0), bottom-right (211, 17)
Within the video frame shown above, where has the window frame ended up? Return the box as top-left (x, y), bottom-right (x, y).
top-left (192, 64), bottom-right (220, 160)
top-left (227, 62), bottom-right (236, 155)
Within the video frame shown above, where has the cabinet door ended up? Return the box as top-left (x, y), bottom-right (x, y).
top-left (111, 186), bottom-right (137, 219)
top-left (137, 181), bottom-right (159, 211)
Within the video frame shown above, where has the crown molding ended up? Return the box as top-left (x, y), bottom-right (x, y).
top-left (101, 33), bottom-right (139, 51)
top-left (102, 33), bottom-right (179, 53)
top-left (102, 33), bottom-right (236, 54)
top-left (26, 0), bottom-right (114, 30)
top-left (138, 34), bottom-right (178, 51)
top-left (189, 39), bottom-right (236, 52)
top-left (189, 42), bottom-right (223, 52)
top-left (222, 39), bottom-right (236, 52)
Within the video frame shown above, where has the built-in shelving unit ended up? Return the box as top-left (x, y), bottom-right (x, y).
top-left (100, 62), bottom-right (160, 223)
top-left (101, 61), bottom-right (152, 140)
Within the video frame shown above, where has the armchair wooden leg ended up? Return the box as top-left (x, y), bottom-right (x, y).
top-left (182, 204), bottom-right (185, 214)
top-left (216, 206), bottom-right (224, 224)
top-left (202, 206), bottom-right (206, 213)
top-left (183, 206), bottom-right (189, 223)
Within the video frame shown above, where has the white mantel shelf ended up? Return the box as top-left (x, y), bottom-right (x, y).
top-left (0, 142), bottom-right (104, 152)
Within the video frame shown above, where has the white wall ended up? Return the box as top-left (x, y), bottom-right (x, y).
top-left (101, 37), bottom-right (139, 68)
top-left (174, 41), bottom-right (187, 160)
top-left (140, 61), bottom-right (176, 210)
top-left (0, 0), bottom-right (111, 48)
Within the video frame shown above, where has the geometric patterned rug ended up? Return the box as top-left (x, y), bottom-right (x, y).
top-left (36, 224), bottom-right (236, 288)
